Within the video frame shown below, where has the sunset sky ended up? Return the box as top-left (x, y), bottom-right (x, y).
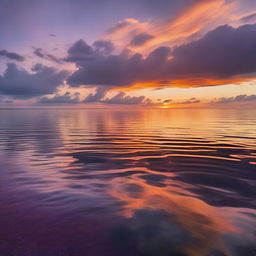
top-left (1, 0), bottom-right (256, 108)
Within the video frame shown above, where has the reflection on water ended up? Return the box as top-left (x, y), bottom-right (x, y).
top-left (0, 108), bottom-right (255, 256)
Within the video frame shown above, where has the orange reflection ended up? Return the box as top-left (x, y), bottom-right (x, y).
top-left (109, 177), bottom-right (238, 256)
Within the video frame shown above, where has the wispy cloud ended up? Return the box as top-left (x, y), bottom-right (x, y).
top-left (0, 49), bottom-right (25, 62)
top-left (38, 92), bottom-right (80, 105)
top-left (33, 48), bottom-right (61, 64)
top-left (212, 94), bottom-right (256, 104)
top-left (240, 12), bottom-right (256, 23)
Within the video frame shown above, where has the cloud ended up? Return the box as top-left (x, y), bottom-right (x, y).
top-left (93, 40), bottom-right (115, 55)
top-left (175, 97), bottom-right (200, 105)
top-left (65, 39), bottom-right (99, 65)
top-left (163, 99), bottom-right (172, 104)
top-left (104, 0), bottom-right (230, 54)
top-left (129, 33), bottom-right (154, 47)
top-left (65, 39), bottom-right (115, 64)
top-left (37, 88), bottom-right (151, 106)
top-left (66, 39), bottom-right (170, 87)
top-left (141, 0), bottom-right (211, 21)
top-left (240, 12), bottom-right (256, 23)
top-left (0, 95), bottom-right (12, 105)
top-left (107, 18), bottom-right (139, 34)
top-left (0, 63), bottom-right (68, 99)
top-left (169, 23), bottom-right (256, 79)
top-left (160, 97), bottom-right (200, 105)
top-left (82, 87), bottom-right (107, 102)
top-left (66, 23), bottom-right (256, 89)
top-left (82, 88), bottom-right (151, 105)
top-left (103, 92), bottom-right (147, 105)
top-left (33, 48), bottom-right (61, 64)
top-left (212, 94), bottom-right (256, 104)
top-left (0, 50), bottom-right (25, 62)
top-left (38, 92), bottom-right (80, 104)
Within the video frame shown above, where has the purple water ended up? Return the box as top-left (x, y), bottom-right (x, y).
top-left (0, 108), bottom-right (255, 256)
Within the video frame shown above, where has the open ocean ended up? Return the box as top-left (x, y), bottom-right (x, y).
top-left (0, 108), bottom-right (255, 256)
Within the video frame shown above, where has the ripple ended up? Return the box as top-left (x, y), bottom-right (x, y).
top-left (0, 108), bottom-right (255, 256)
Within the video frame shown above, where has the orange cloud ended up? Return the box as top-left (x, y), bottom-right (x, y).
top-left (104, 0), bottom-right (236, 55)
top-left (126, 77), bottom-right (251, 91)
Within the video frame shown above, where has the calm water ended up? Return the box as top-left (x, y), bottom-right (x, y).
top-left (0, 108), bottom-right (255, 256)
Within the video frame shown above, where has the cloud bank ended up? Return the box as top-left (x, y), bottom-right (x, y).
top-left (103, 92), bottom-right (148, 105)
top-left (0, 63), bottom-right (68, 99)
top-left (66, 23), bottom-right (256, 89)
top-left (212, 94), bottom-right (256, 104)
top-left (38, 90), bottom-right (151, 106)
top-left (38, 92), bottom-right (80, 104)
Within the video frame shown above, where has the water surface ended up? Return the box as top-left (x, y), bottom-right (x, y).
top-left (0, 108), bottom-right (255, 256)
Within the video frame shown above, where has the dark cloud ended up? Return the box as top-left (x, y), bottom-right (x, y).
top-left (0, 50), bottom-right (25, 62)
top-left (212, 94), bottom-right (256, 104)
top-left (65, 39), bottom-right (115, 64)
top-left (65, 39), bottom-right (98, 65)
top-left (38, 92), bottom-right (80, 104)
top-left (169, 23), bottom-right (256, 78)
top-left (33, 48), bottom-right (61, 64)
top-left (163, 99), bottom-right (172, 104)
top-left (158, 80), bottom-right (171, 85)
top-left (161, 97), bottom-right (200, 105)
top-left (93, 40), bottom-right (115, 55)
top-left (66, 23), bottom-right (256, 88)
top-left (130, 33), bottom-right (155, 46)
top-left (0, 63), bottom-right (68, 99)
top-left (82, 89), bottom-right (150, 105)
top-left (66, 40), bottom-right (170, 87)
top-left (240, 13), bottom-right (256, 23)
top-left (103, 92), bottom-right (147, 105)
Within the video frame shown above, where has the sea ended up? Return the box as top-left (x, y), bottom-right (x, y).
top-left (0, 108), bottom-right (255, 256)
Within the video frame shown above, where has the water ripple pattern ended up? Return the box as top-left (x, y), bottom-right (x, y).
top-left (0, 108), bottom-right (255, 256)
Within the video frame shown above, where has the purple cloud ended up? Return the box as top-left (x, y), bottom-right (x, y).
top-left (130, 33), bottom-right (155, 46)
top-left (107, 18), bottom-right (138, 34)
top-left (0, 50), bottom-right (25, 62)
top-left (38, 92), bottom-right (80, 104)
top-left (66, 39), bottom-right (170, 87)
top-left (212, 94), bottom-right (256, 103)
top-left (82, 87), bottom-right (107, 102)
top-left (93, 40), bottom-right (115, 55)
top-left (33, 48), bottom-right (61, 64)
top-left (240, 13), bottom-right (256, 23)
top-left (103, 92), bottom-right (147, 105)
top-left (0, 63), bottom-right (68, 99)
top-left (66, 23), bottom-right (256, 89)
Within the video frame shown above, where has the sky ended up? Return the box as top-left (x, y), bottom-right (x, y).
top-left (0, 0), bottom-right (256, 108)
